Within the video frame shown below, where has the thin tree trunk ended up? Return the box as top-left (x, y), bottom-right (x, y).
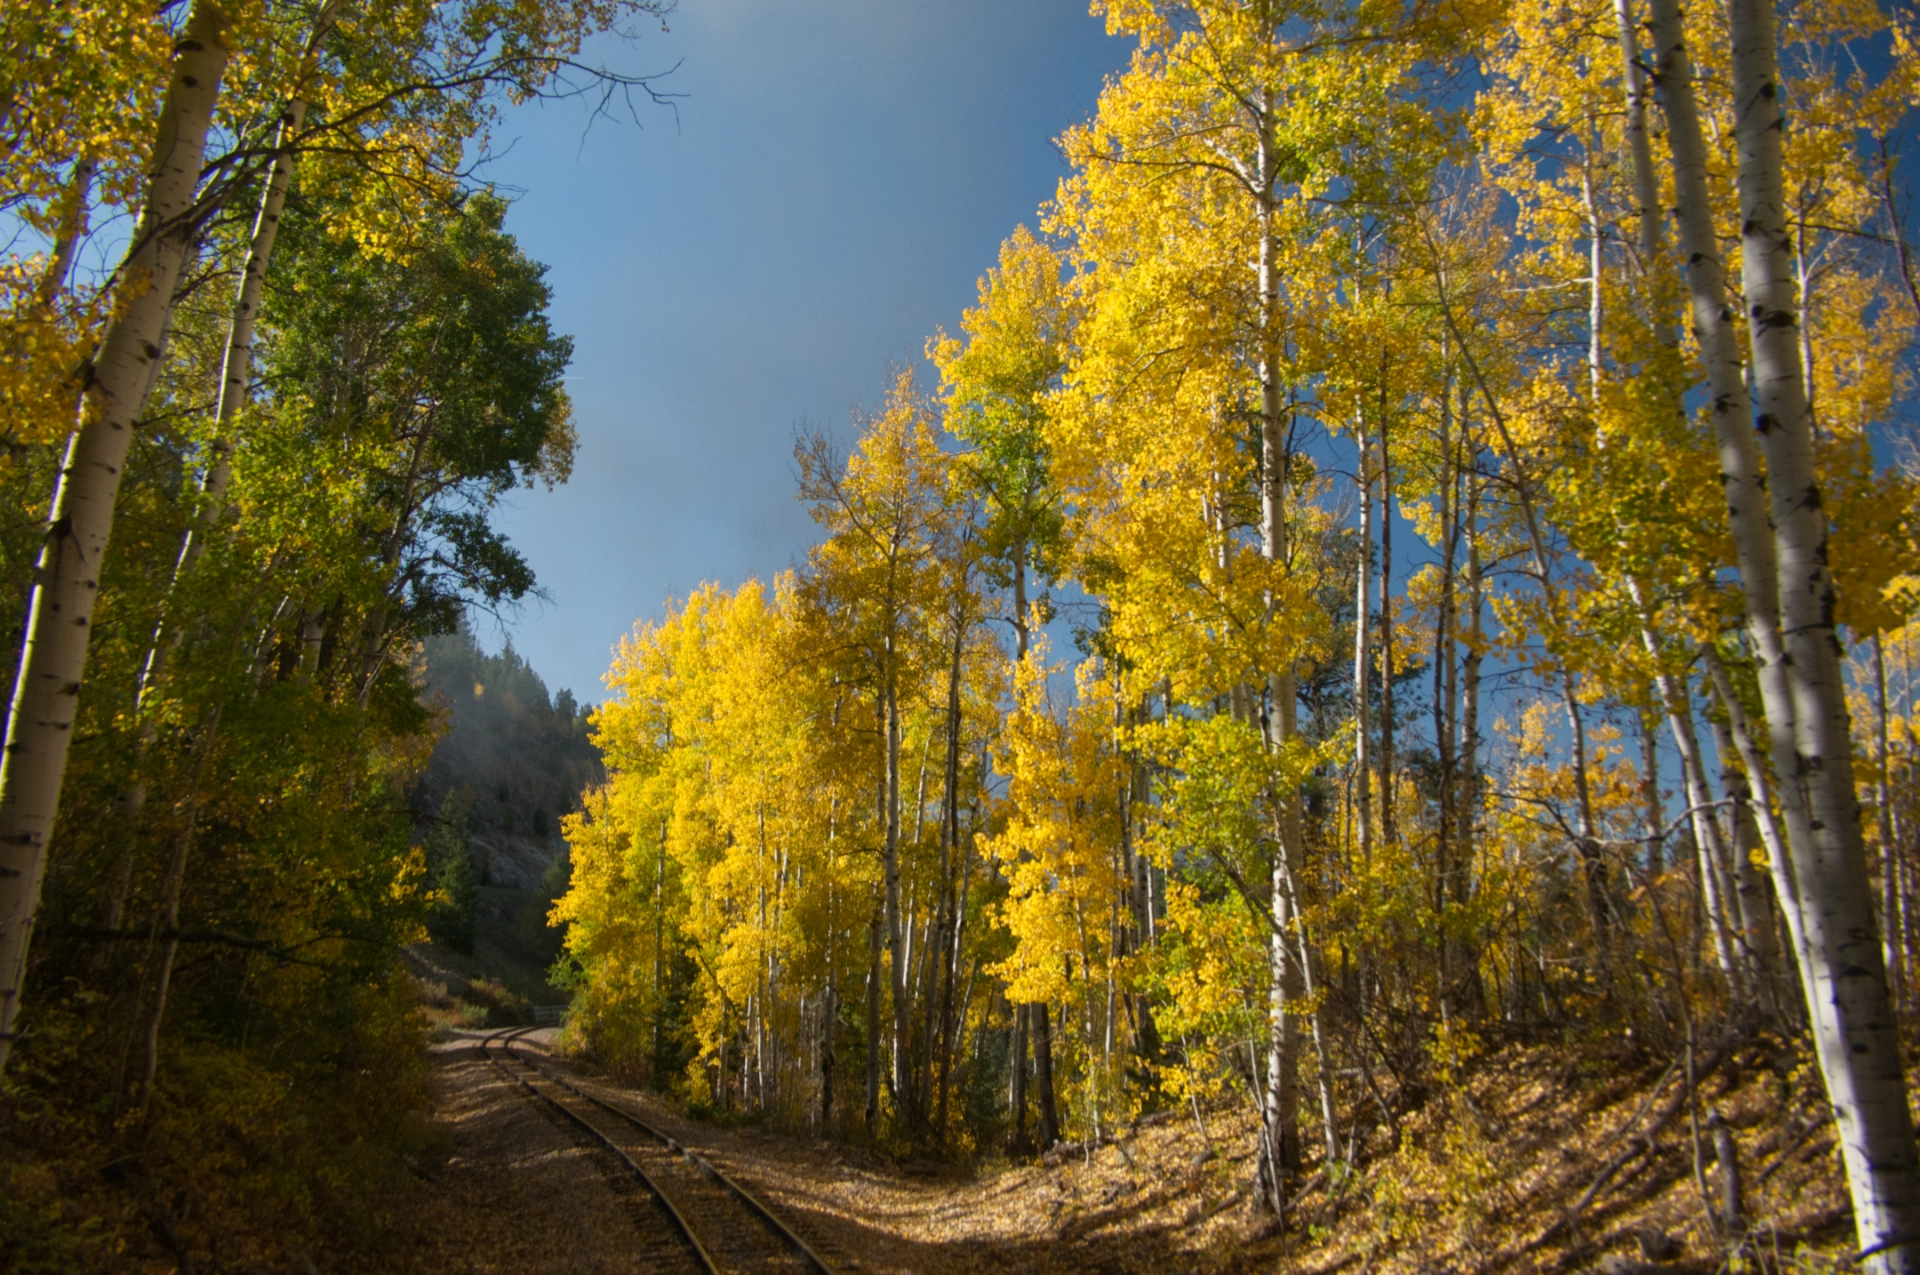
top-left (1437, 261), bottom-right (1614, 971)
top-left (1639, 703), bottom-right (1666, 873)
top-left (1581, 135), bottom-right (1605, 404)
top-left (820, 978), bottom-right (837, 1131)
top-left (655, 821), bottom-right (666, 1082)
top-left (883, 671), bottom-right (914, 1127)
top-left (934, 816), bottom-right (972, 1143)
top-left (1460, 474), bottom-right (1483, 914)
top-left (1254, 97), bottom-right (1303, 1219)
top-left (866, 894), bottom-right (881, 1137)
top-left (1353, 434), bottom-right (1373, 865)
top-left (1611, 0), bottom-right (1675, 343)
top-left (1661, 663), bottom-right (1745, 990)
top-left (922, 590), bottom-right (968, 1137)
top-left (1706, 702), bottom-right (1779, 990)
top-left (1033, 1001), bottom-right (1060, 1149)
top-left (1434, 371), bottom-right (1460, 1010)
top-left (1007, 545), bottom-right (1033, 1154)
top-left (1631, 583), bottom-right (1744, 988)
top-left (1701, 644), bottom-right (1807, 968)
top-left (135, 703), bottom-right (222, 1115)
top-left (1008, 1000), bottom-right (1030, 1154)
top-left (0, 2), bottom-right (232, 1076)
top-left (19, 155), bottom-right (97, 338)
top-left (1877, 637), bottom-right (1907, 1009)
top-left (164, 2), bottom-right (336, 604)
top-left (1376, 416), bottom-right (1396, 847)
top-left (98, 241), bottom-right (205, 939)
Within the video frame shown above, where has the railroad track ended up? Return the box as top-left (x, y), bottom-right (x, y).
top-left (479, 1027), bottom-right (836, 1275)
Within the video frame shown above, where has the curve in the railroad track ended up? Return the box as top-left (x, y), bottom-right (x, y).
top-left (480, 1027), bottom-right (837, 1275)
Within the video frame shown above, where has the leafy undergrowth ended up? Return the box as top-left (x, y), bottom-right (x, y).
top-left (0, 974), bottom-right (445, 1275)
top-left (605, 1027), bottom-right (1865, 1275)
top-left (405, 941), bottom-right (534, 1032)
top-left (940, 1032), bottom-right (1856, 1273)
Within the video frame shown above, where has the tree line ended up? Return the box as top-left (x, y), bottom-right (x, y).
top-left (0, 0), bottom-right (661, 1266)
top-left (554, 0), bottom-right (1920, 1266)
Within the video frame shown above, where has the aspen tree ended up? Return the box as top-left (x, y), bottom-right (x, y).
top-left (1644, 0), bottom-right (1920, 1253)
top-left (1353, 436), bottom-right (1374, 865)
top-left (105, 0), bottom-right (342, 956)
top-left (164, 2), bottom-right (340, 601)
top-left (933, 225), bottom-right (1075, 1150)
top-left (1732, 0), bottom-right (1920, 1253)
top-left (0, 0), bottom-right (232, 1076)
top-left (797, 374), bottom-right (950, 1133)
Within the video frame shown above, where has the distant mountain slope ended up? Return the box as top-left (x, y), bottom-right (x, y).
top-left (417, 623), bottom-right (602, 888)
top-left (411, 623), bottom-right (603, 1009)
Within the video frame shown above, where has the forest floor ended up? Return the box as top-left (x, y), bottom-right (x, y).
top-left (392, 1026), bottom-right (1862, 1274)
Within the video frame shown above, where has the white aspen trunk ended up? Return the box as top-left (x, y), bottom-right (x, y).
top-left (1560, 666), bottom-right (1614, 954)
top-left (1460, 471), bottom-right (1483, 907)
top-left (1630, 584), bottom-right (1745, 987)
top-left (1655, 0), bottom-right (1920, 1251)
top-left (29, 159), bottom-right (97, 316)
top-left (1434, 368), bottom-right (1463, 1009)
top-left (0, 2), bottom-right (231, 1076)
top-left (137, 787), bottom-right (204, 1113)
top-left (934, 787), bottom-right (972, 1140)
top-left (1254, 91), bottom-right (1302, 1218)
top-left (1287, 884), bottom-right (1340, 1164)
top-left (654, 821), bottom-right (667, 1080)
top-left (1582, 141), bottom-right (1605, 406)
top-left (1612, 0), bottom-right (1674, 345)
top-left (1353, 434), bottom-right (1373, 865)
top-left (1648, 0), bottom-right (1792, 686)
top-left (1702, 645), bottom-right (1807, 958)
top-left (1707, 702), bottom-right (1780, 985)
top-left (865, 894), bottom-right (881, 1135)
top-left (884, 666), bottom-right (912, 1126)
top-left (1876, 638), bottom-right (1907, 1009)
top-left (1376, 418), bottom-right (1396, 847)
top-left (1730, 0), bottom-right (1920, 1254)
top-left (923, 591), bottom-right (966, 1133)
top-left (1795, 217), bottom-right (1818, 428)
top-left (168, 6), bottom-right (335, 590)
top-left (909, 725), bottom-right (932, 852)
top-left (1659, 663), bottom-right (1746, 988)
top-left (1612, 0), bottom-right (1675, 886)
top-left (1639, 704), bottom-right (1666, 871)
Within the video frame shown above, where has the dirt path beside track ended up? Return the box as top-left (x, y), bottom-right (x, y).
top-left (384, 1030), bottom-right (655, 1275)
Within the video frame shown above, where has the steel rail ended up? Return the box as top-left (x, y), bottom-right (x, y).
top-left (480, 1027), bottom-right (720, 1275)
top-left (503, 1037), bottom-right (838, 1275)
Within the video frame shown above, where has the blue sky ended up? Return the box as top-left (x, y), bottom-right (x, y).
top-left (477, 0), bottom-right (1133, 703)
